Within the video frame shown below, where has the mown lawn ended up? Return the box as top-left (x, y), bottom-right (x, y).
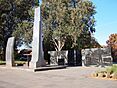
top-left (0, 60), bottom-right (26, 65)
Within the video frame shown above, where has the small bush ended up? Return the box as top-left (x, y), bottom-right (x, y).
top-left (92, 65), bottom-right (117, 79)
top-left (106, 65), bottom-right (117, 74)
top-left (0, 60), bottom-right (5, 65)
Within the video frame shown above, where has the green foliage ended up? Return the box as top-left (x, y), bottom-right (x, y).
top-left (106, 65), bottom-right (117, 74)
top-left (92, 65), bottom-right (117, 79)
top-left (42, 0), bottom-right (70, 51)
top-left (77, 32), bottom-right (101, 49)
top-left (12, 21), bottom-right (33, 47)
top-left (14, 50), bottom-right (20, 61)
top-left (107, 34), bottom-right (117, 62)
top-left (0, 60), bottom-right (26, 65)
top-left (15, 61), bottom-right (26, 65)
top-left (0, 60), bottom-right (6, 65)
top-left (42, 0), bottom-right (96, 50)
top-left (0, 0), bottom-right (35, 59)
top-left (0, 0), bottom-right (97, 59)
top-left (43, 29), bottom-right (55, 51)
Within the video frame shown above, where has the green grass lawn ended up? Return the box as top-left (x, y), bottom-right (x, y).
top-left (0, 60), bottom-right (6, 65)
top-left (0, 60), bottom-right (26, 65)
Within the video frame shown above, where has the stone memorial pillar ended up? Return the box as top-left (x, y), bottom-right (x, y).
top-left (29, 7), bottom-right (46, 68)
top-left (6, 37), bottom-right (15, 67)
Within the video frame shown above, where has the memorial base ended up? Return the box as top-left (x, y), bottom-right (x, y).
top-left (29, 60), bottom-right (46, 69)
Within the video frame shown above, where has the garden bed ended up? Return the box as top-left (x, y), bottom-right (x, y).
top-left (91, 65), bottom-right (117, 80)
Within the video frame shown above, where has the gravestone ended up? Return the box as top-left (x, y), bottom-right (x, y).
top-left (6, 37), bottom-right (15, 67)
top-left (29, 7), bottom-right (46, 68)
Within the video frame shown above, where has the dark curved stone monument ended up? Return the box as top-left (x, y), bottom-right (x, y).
top-left (6, 37), bottom-right (15, 67)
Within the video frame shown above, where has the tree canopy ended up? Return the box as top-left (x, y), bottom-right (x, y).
top-left (0, 0), bottom-right (35, 59)
top-left (0, 0), bottom-right (97, 60)
top-left (107, 33), bottom-right (117, 62)
top-left (42, 0), bottom-right (96, 50)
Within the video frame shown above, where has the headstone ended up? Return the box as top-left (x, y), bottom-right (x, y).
top-left (29, 7), bottom-right (46, 68)
top-left (6, 37), bottom-right (15, 67)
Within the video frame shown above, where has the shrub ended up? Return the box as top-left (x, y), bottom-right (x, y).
top-left (106, 65), bottom-right (117, 74)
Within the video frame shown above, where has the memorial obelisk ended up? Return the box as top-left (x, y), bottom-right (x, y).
top-left (29, 1), bottom-right (46, 68)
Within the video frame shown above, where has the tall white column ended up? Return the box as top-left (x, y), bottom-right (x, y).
top-left (29, 7), bottom-right (46, 68)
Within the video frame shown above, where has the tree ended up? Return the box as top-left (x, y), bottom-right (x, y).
top-left (66, 0), bottom-right (96, 49)
top-left (0, 0), bottom-right (34, 60)
top-left (107, 33), bottom-right (117, 62)
top-left (43, 29), bottom-right (55, 51)
top-left (12, 21), bottom-right (33, 48)
top-left (42, 0), bottom-right (69, 51)
top-left (42, 0), bottom-right (96, 51)
top-left (76, 32), bottom-right (101, 49)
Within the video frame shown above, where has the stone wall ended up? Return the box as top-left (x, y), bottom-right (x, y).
top-left (48, 50), bottom-right (82, 66)
top-left (81, 48), bottom-right (113, 67)
top-left (48, 51), bottom-right (68, 65)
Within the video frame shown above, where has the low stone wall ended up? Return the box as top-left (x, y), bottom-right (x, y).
top-left (48, 51), bottom-right (68, 65)
top-left (48, 50), bottom-right (82, 66)
top-left (81, 48), bottom-right (113, 67)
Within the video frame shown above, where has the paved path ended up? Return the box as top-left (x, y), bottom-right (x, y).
top-left (0, 66), bottom-right (116, 88)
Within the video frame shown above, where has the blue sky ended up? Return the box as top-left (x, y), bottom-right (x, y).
top-left (92, 0), bottom-right (117, 45)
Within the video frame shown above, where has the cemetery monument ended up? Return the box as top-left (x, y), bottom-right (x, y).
top-left (29, 1), bottom-right (46, 68)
